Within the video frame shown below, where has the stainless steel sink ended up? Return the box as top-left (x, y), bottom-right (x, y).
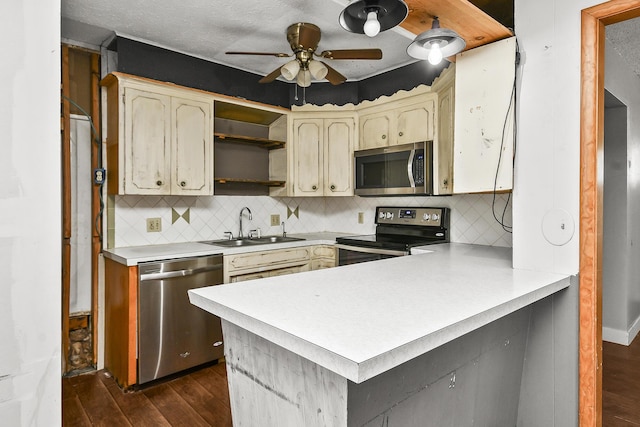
top-left (200, 236), bottom-right (305, 247)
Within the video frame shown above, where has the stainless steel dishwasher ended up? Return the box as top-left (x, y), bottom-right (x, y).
top-left (137, 254), bottom-right (224, 384)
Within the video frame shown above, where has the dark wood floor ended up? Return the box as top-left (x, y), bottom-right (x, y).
top-left (62, 362), bottom-right (232, 426)
top-left (603, 337), bottom-right (640, 426)
top-left (63, 341), bottom-right (639, 426)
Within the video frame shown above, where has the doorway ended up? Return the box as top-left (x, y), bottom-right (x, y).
top-left (580, 1), bottom-right (640, 425)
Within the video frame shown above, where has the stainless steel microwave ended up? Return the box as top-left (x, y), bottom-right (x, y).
top-left (354, 141), bottom-right (433, 196)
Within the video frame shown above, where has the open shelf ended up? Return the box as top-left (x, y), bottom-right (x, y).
top-left (214, 132), bottom-right (285, 149)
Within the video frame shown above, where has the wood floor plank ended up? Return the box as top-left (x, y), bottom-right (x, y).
top-left (72, 372), bottom-right (132, 426)
top-left (143, 382), bottom-right (210, 427)
top-left (62, 395), bottom-right (92, 427)
top-left (190, 364), bottom-right (232, 407)
top-left (604, 338), bottom-right (640, 425)
top-left (168, 373), bottom-right (233, 426)
top-left (98, 371), bottom-right (171, 427)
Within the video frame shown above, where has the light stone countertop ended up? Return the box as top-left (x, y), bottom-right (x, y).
top-left (189, 243), bottom-right (572, 383)
top-left (103, 232), bottom-right (350, 266)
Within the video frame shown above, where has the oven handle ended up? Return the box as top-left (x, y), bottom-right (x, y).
top-left (335, 244), bottom-right (408, 257)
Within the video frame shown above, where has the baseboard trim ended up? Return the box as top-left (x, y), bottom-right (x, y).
top-left (603, 315), bottom-right (640, 345)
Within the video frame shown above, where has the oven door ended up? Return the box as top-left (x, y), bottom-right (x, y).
top-left (335, 244), bottom-right (408, 266)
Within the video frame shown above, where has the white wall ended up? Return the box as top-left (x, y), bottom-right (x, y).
top-left (0, 0), bottom-right (62, 425)
top-left (513, 0), bottom-right (596, 275)
top-left (603, 38), bottom-right (640, 345)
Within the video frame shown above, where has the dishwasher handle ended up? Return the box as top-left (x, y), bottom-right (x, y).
top-left (140, 263), bottom-right (223, 282)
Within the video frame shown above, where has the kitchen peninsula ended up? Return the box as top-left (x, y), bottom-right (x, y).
top-left (189, 243), bottom-right (572, 426)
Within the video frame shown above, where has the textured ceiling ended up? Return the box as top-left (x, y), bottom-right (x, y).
top-left (61, 0), bottom-right (640, 84)
top-left (61, 0), bottom-right (513, 84)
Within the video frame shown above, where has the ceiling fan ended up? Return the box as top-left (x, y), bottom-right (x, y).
top-left (226, 22), bottom-right (383, 87)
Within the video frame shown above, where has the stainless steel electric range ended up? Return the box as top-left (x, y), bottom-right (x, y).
top-left (335, 206), bottom-right (450, 266)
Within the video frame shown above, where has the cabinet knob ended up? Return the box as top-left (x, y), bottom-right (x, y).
top-left (312, 185), bottom-right (317, 190)
top-left (156, 180), bottom-right (163, 186)
top-left (180, 181), bottom-right (186, 187)
top-left (382, 134), bottom-right (386, 139)
top-left (399, 131), bottom-right (403, 137)
top-left (330, 185), bottom-right (336, 191)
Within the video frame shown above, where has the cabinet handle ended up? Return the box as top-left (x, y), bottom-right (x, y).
top-left (156, 180), bottom-right (163, 186)
top-left (382, 134), bottom-right (386, 139)
top-left (312, 185), bottom-right (317, 190)
top-left (399, 131), bottom-right (404, 137)
top-left (330, 185), bottom-right (336, 191)
top-left (180, 181), bottom-right (186, 187)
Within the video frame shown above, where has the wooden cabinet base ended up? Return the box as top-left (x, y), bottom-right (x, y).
top-left (104, 257), bottom-right (138, 388)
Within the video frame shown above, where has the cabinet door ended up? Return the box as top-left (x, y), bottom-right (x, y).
top-left (396, 98), bottom-right (436, 145)
top-left (324, 119), bottom-right (354, 196)
top-left (359, 111), bottom-right (394, 149)
top-left (123, 88), bottom-right (171, 195)
top-left (171, 96), bottom-right (213, 195)
top-left (292, 119), bottom-right (323, 196)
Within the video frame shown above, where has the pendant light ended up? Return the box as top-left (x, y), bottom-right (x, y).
top-left (339, 0), bottom-right (408, 38)
top-left (407, 17), bottom-right (466, 65)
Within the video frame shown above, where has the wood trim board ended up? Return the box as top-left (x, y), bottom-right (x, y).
top-left (580, 1), bottom-right (640, 426)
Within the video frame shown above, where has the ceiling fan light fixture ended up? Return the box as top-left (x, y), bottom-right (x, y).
top-left (281, 60), bottom-right (300, 80)
top-left (339, 0), bottom-right (408, 36)
top-left (406, 17), bottom-right (466, 64)
top-left (308, 60), bottom-right (328, 79)
top-left (297, 69), bottom-right (312, 87)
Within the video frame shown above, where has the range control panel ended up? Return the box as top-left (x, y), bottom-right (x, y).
top-left (375, 207), bottom-right (447, 227)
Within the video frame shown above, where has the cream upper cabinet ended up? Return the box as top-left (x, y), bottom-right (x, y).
top-left (288, 113), bottom-right (355, 197)
top-left (357, 91), bottom-right (437, 150)
top-left (291, 118), bottom-right (323, 196)
top-left (102, 73), bottom-right (213, 196)
top-left (123, 88), bottom-right (172, 194)
top-left (396, 98), bottom-right (436, 144)
top-left (324, 119), bottom-right (355, 196)
top-left (171, 96), bottom-right (213, 195)
top-left (451, 37), bottom-right (516, 194)
top-left (359, 111), bottom-right (394, 149)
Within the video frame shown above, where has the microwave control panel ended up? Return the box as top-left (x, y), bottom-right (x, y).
top-left (375, 207), bottom-right (448, 227)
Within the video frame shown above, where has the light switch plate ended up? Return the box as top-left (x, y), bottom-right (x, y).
top-left (271, 214), bottom-right (280, 226)
top-left (358, 212), bottom-right (364, 224)
top-left (146, 217), bottom-right (162, 232)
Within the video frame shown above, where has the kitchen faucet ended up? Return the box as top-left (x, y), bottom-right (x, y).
top-left (238, 207), bottom-right (252, 238)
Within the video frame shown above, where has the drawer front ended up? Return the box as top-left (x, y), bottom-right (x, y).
top-left (312, 245), bottom-right (336, 259)
top-left (227, 247), bottom-right (311, 272)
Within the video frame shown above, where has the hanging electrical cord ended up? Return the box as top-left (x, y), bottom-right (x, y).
top-left (61, 94), bottom-right (105, 243)
top-left (491, 39), bottom-right (520, 233)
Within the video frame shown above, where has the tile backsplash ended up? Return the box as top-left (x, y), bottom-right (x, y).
top-left (110, 194), bottom-right (513, 248)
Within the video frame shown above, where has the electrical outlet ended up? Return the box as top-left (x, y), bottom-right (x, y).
top-left (271, 214), bottom-right (280, 226)
top-left (146, 217), bottom-right (162, 232)
top-left (358, 212), bottom-right (364, 224)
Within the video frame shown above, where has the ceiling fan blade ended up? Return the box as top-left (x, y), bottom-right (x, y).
top-left (226, 51), bottom-right (291, 58)
top-left (319, 49), bottom-right (383, 60)
top-left (321, 62), bottom-right (347, 85)
top-left (259, 66), bottom-right (283, 84)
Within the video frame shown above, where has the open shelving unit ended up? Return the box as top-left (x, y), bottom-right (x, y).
top-left (213, 100), bottom-right (288, 195)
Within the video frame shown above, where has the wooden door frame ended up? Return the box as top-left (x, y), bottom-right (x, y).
top-left (580, 1), bottom-right (640, 425)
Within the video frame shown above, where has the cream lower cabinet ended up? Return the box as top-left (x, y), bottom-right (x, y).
top-left (310, 245), bottom-right (336, 270)
top-left (358, 91), bottom-right (437, 150)
top-left (224, 245), bottom-right (337, 283)
top-left (102, 72), bottom-right (213, 196)
top-left (289, 115), bottom-right (355, 197)
top-left (224, 246), bottom-right (312, 283)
